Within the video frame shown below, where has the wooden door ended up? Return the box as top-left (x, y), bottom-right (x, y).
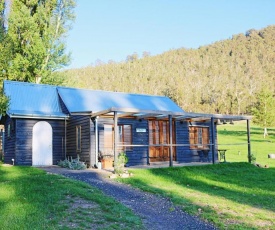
top-left (149, 120), bottom-right (176, 162)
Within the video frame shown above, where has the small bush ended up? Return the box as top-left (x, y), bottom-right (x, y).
top-left (248, 153), bottom-right (257, 164)
top-left (58, 156), bottom-right (86, 170)
top-left (114, 152), bottom-right (128, 174)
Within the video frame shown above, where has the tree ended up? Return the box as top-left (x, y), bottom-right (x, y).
top-left (0, 0), bottom-right (75, 84)
top-left (251, 88), bottom-right (275, 138)
top-left (126, 52), bottom-right (139, 62)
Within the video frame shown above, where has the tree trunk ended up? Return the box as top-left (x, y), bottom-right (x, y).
top-left (263, 127), bottom-right (268, 138)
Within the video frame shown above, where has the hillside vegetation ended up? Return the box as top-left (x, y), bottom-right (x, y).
top-left (61, 26), bottom-right (275, 115)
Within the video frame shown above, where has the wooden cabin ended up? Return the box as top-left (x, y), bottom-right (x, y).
top-left (1, 81), bottom-right (252, 167)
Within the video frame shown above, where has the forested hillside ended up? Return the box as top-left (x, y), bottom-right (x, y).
top-left (61, 26), bottom-right (275, 115)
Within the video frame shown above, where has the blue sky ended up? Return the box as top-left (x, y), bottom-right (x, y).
top-left (65, 0), bottom-right (275, 69)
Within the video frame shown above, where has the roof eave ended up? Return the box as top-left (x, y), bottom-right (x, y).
top-left (8, 112), bottom-right (69, 120)
top-left (90, 107), bottom-right (252, 121)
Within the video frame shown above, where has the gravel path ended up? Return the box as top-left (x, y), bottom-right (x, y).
top-left (42, 167), bottom-right (217, 230)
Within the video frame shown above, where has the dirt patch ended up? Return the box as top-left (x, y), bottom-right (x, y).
top-left (58, 195), bottom-right (133, 230)
top-left (58, 196), bottom-right (102, 229)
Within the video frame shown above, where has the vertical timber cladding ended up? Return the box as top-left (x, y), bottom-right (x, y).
top-left (66, 115), bottom-right (91, 164)
top-left (98, 117), bottom-right (149, 166)
top-left (148, 120), bottom-right (176, 162)
top-left (3, 116), bottom-right (16, 165)
top-left (12, 118), bottom-right (65, 166)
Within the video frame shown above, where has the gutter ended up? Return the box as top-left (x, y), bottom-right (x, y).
top-left (8, 113), bottom-right (69, 120)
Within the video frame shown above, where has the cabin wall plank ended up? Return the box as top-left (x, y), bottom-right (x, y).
top-left (66, 115), bottom-right (91, 165)
top-left (3, 117), bottom-right (16, 165)
top-left (4, 117), bottom-right (66, 166)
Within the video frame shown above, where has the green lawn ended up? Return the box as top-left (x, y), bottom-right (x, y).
top-left (0, 164), bottom-right (143, 230)
top-left (217, 121), bottom-right (275, 167)
top-left (117, 122), bottom-right (275, 229)
top-left (119, 163), bottom-right (275, 229)
top-left (1, 122), bottom-right (274, 229)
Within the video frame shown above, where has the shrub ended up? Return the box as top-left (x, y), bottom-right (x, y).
top-left (114, 152), bottom-right (128, 174)
top-left (248, 153), bottom-right (257, 164)
top-left (58, 156), bottom-right (86, 170)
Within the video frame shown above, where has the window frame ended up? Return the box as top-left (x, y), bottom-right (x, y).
top-left (119, 124), bottom-right (132, 151)
top-left (76, 125), bottom-right (81, 152)
top-left (7, 124), bottom-right (11, 138)
top-left (103, 124), bottom-right (133, 152)
top-left (189, 125), bottom-right (209, 150)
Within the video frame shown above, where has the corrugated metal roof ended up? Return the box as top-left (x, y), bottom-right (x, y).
top-left (3, 81), bottom-right (252, 121)
top-left (3, 81), bottom-right (184, 118)
top-left (4, 80), bottom-right (68, 118)
top-left (57, 87), bottom-right (184, 114)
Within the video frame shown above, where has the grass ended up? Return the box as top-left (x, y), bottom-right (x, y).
top-left (217, 121), bottom-right (275, 167)
top-left (118, 163), bottom-right (275, 229)
top-left (1, 121), bottom-right (274, 229)
top-left (116, 122), bottom-right (275, 229)
top-left (0, 164), bottom-right (144, 230)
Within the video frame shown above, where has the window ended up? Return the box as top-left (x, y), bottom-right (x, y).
top-left (76, 126), bottom-right (81, 151)
top-left (7, 124), bottom-right (11, 138)
top-left (103, 124), bottom-right (132, 152)
top-left (189, 126), bottom-right (209, 149)
top-left (104, 125), bottom-right (113, 153)
top-left (120, 125), bottom-right (132, 151)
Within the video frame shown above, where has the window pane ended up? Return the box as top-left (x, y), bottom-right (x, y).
top-left (103, 124), bottom-right (132, 153)
top-left (104, 125), bottom-right (113, 153)
top-left (198, 128), bottom-right (203, 146)
top-left (189, 126), bottom-right (209, 149)
top-left (76, 126), bottom-right (81, 151)
top-left (149, 121), bottom-right (153, 145)
top-left (123, 125), bottom-right (132, 150)
top-left (189, 126), bottom-right (196, 149)
top-left (155, 122), bottom-right (160, 144)
top-left (162, 121), bottom-right (167, 144)
top-left (202, 127), bottom-right (209, 148)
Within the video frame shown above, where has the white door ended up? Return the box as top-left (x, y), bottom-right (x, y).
top-left (32, 121), bottom-right (53, 166)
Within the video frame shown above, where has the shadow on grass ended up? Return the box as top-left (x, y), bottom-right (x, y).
top-left (124, 163), bottom-right (275, 213)
top-left (122, 163), bottom-right (275, 229)
top-left (0, 166), bottom-right (143, 229)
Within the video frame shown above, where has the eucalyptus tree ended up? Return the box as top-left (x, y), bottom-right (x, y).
top-left (0, 0), bottom-right (75, 84)
top-left (251, 88), bottom-right (275, 138)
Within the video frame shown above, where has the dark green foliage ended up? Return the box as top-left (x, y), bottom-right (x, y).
top-left (0, 0), bottom-right (75, 115)
top-left (0, 0), bottom-right (75, 84)
top-left (62, 25), bottom-right (275, 116)
top-left (0, 90), bottom-right (9, 115)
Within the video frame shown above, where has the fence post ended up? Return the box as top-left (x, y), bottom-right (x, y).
top-left (211, 117), bottom-right (216, 164)
top-left (247, 119), bottom-right (251, 163)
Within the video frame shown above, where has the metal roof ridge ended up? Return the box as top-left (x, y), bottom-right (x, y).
top-left (4, 80), bottom-right (170, 99)
top-left (4, 80), bottom-right (59, 89)
top-left (57, 85), bottom-right (169, 98)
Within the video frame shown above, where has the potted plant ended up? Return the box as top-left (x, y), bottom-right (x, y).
top-left (98, 151), bottom-right (114, 169)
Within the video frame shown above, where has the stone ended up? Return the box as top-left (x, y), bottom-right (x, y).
top-left (109, 174), bottom-right (118, 179)
top-left (120, 173), bottom-right (129, 178)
